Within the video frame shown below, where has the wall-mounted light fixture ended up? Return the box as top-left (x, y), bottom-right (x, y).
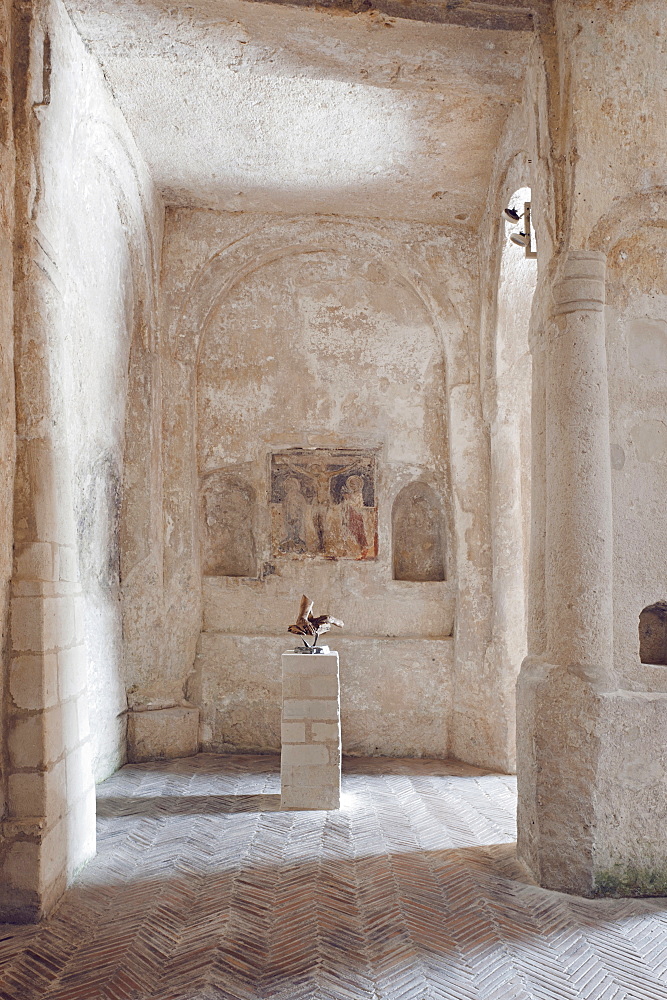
top-left (503, 207), bottom-right (522, 223)
top-left (504, 201), bottom-right (537, 259)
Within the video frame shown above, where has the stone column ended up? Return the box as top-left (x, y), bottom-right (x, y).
top-left (280, 650), bottom-right (341, 811)
top-left (517, 251), bottom-right (614, 895)
top-left (545, 251), bottom-right (614, 672)
top-left (519, 250), bottom-right (667, 899)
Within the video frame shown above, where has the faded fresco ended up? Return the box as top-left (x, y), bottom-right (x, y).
top-left (271, 449), bottom-right (378, 560)
top-left (392, 482), bottom-right (446, 582)
top-left (201, 472), bottom-right (257, 577)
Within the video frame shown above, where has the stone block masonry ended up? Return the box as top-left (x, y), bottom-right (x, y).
top-left (127, 706), bottom-right (200, 762)
top-left (280, 651), bottom-right (341, 810)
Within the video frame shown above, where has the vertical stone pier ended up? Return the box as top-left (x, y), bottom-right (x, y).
top-left (518, 250), bottom-right (613, 895)
top-left (280, 650), bottom-right (341, 811)
top-left (518, 250), bottom-right (667, 898)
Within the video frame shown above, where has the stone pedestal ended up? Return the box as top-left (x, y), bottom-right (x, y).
top-left (518, 657), bottom-right (667, 896)
top-left (280, 650), bottom-right (341, 810)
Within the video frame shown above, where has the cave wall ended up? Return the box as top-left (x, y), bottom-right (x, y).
top-left (135, 208), bottom-right (495, 761)
top-left (0, 0), bottom-right (16, 830)
top-left (605, 228), bottom-right (667, 681)
top-left (1, 0), bottom-right (162, 920)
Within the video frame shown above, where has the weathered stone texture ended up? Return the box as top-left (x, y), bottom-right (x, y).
top-left (1, 0), bottom-right (666, 927)
top-left (127, 707), bottom-right (200, 763)
top-left (0, 0), bottom-right (16, 834)
top-left (154, 209), bottom-right (466, 763)
top-left (1, 0), bottom-right (161, 922)
top-left (515, 2), bottom-right (667, 897)
top-left (193, 634), bottom-right (452, 759)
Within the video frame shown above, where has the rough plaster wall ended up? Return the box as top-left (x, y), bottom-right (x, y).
top-left (196, 239), bottom-right (450, 756)
top-left (606, 230), bottom-right (667, 687)
top-left (63, 0), bottom-right (528, 228)
top-left (554, 0), bottom-right (667, 251)
top-left (473, 87), bottom-right (540, 771)
top-left (0, 0), bottom-right (16, 822)
top-left (548, 0), bottom-right (667, 686)
top-left (148, 208), bottom-right (485, 760)
top-left (15, 0), bottom-right (162, 781)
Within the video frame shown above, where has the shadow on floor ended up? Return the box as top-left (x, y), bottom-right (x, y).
top-left (4, 755), bottom-right (667, 1000)
top-left (96, 793), bottom-right (284, 817)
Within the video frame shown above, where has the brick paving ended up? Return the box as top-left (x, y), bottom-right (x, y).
top-left (2, 753), bottom-right (667, 999)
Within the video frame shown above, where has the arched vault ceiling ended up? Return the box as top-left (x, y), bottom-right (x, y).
top-left (64, 0), bottom-right (537, 226)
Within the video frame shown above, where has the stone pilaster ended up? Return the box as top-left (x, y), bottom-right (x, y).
top-left (1, 532), bottom-right (95, 921)
top-left (280, 651), bottom-right (341, 811)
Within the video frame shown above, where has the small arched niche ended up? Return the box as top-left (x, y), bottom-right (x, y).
top-left (200, 471), bottom-right (257, 577)
top-left (392, 482), bottom-right (446, 582)
top-left (639, 602), bottom-right (667, 666)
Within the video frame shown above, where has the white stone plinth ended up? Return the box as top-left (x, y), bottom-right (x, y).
top-left (280, 650), bottom-right (341, 810)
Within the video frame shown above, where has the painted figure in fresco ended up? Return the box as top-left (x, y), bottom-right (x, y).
top-left (271, 449), bottom-right (377, 560)
top-left (281, 456), bottom-right (359, 556)
top-left (279, 476), bottom-right (308, 553)
top-left (340, 474), bottom-right (375, 559)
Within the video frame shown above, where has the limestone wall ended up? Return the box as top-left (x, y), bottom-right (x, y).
top-left (536, 1), bottom-right (667, 687)
top-left (14, 0), bottom-right (163, 782)
top-left (554, 1), bottom-right (667, 253)
top-left (1, 0), bottom-right (161, 920)
top-left (0, 0), bottom-right (16, 828)
top-left (134, 207), bottom-right (491, 762)
top-left (606, 229), bottom-right (667, 682)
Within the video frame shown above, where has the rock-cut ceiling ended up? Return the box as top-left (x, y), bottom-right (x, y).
top-left (65, 0), bottom-right (537, 227)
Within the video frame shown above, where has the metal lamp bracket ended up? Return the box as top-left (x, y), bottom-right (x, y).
top-left (524, 202), bottom-right (537, 259)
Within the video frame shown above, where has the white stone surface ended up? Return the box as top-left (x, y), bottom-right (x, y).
top-left (64, 0), bottom-right (528, 226)
top-left (281, 651), bottom-right (341, 811)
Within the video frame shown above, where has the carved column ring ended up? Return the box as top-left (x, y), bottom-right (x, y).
top-left (553, 251), bottom-right (606, 316)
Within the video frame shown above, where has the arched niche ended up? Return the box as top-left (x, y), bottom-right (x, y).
top-left (200, 471), bottom-right (257, 577)
top-left (639, 602), bottom-right (667, 666)
top-left (392, 482), bottom-right (446, 582)
top-left (195, 247), bottom-right (447, 478)
top-left (171, 217), bottom-right (469, 386)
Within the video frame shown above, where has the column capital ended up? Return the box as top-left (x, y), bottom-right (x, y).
top-left (553, 250), bottom-right (606, 316)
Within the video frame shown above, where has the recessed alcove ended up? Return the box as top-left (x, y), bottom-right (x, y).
top-left (200, 471), bottom-right (257, 578)
top-left (639, 602), bottom-right (667, 666)
top-left (392, 482), bottom-right (446, 581)
top-left (5, 0), bottom-right (667, 940)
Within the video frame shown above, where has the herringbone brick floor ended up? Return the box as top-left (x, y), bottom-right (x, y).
top-left (2, 755), bottom-right (667, 1000)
